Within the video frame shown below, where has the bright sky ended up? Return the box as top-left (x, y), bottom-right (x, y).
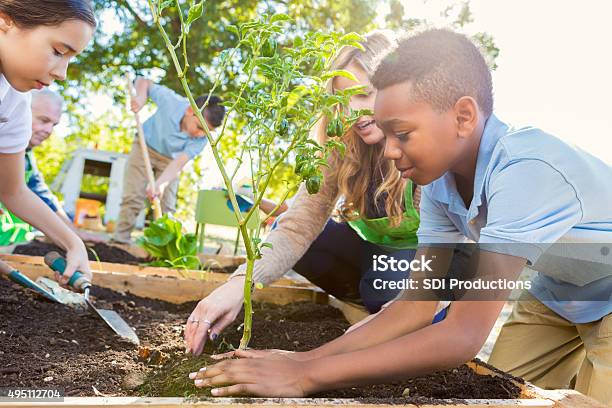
top-left (390, 0), bottom-right (612, 163)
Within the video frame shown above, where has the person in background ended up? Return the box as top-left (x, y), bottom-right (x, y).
top-left (0, 89), bottom-right (105, 246)
top-left (112, 77), bottom-right (226, 243)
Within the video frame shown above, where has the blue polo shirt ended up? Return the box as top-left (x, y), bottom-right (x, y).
top-left (142, 84), bottom-right (207, 160)
top-left (417, 114), bottom-right (612, 323)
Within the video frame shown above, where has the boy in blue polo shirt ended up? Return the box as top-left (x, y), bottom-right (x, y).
top-left (189, 29), bottom-right (611, 404)
top-left (113, 77), bottom-right (225, 243)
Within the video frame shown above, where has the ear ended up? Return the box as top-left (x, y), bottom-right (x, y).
top-left (0, 12), bottom-right (14, 33)
top-left (453, 96), bottom-right (479, 139)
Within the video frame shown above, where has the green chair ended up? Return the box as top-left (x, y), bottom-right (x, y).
top-left (195, 189), bottom-right (260, 255)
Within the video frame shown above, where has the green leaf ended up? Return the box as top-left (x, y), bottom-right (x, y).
top-left (186, 1), bottom-right (204, 27)
top-left (286, 86), bottom-right (310, 109)
top-left (270, 14), bottom-right (292, 24)
top-left (321, 69), bottom-right (358, 82)
top-left (159, 0), bottom-right (173, 13)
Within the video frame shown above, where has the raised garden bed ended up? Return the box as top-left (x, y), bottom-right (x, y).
top-left (11, 240), bottom-right (242, 274)
top-left (13, 240), bottom-right (146, 265)
top-left (0, 254), bottom-right (602, 407)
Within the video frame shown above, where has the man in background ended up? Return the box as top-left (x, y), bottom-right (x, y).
top-left (0, 90), bottom-right (103, 246)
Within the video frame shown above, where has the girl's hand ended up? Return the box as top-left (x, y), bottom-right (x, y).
top-left (55, 241), bottom-right (92, 288)
top-left (185, 277), bottom-right (245, 355)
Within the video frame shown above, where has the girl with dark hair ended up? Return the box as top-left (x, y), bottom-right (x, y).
top-left (0, 0), bottom-right (96, 286)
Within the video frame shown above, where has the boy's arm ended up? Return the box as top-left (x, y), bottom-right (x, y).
top-left (198, 250), bottom-right (526, 397)
top-left (0, 152), bottom-right (91, 284)
top-left (131, 77), bottom-right (152, 113)
top-left (146, 153), bottom-right (189, 200)
top-left (304, 246), bottom-right (455, 359)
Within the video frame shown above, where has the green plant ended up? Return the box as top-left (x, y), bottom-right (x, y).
top-left (136, 214), bottom-right (201, 270)
top-left (147, 1), bottom-right (368, 349)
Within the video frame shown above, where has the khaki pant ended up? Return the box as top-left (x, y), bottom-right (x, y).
top-left (113, 139), bottom-right (180, 242)
top-left (488, 291), bottom-right (612, 405)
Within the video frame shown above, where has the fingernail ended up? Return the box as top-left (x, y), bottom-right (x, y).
top-left (199, 367), bottom-right (207, 372)
top-left (189, 372), bottom-right (197, 379)
top-left (211, 389), bottom-right (219, 396)
top-left (194, 380), bottom-right (203, 387)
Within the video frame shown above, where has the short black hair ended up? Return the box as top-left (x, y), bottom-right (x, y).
top-left (195, 95), bottom-right (225, 128)
top-left (371, 29), bottom-right (493, 116)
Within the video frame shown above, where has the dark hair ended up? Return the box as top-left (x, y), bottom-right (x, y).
top-left (196, 95), bottom-right (225, 128)
top-left (0, 0), bottom-right (97, 29)
top-left (371, 29), bottom-right (493, 116)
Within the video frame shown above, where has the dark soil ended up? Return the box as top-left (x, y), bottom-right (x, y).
top-left (0, 276), bottom-right (522, 402)
top-left (14, 240), bottom-right (146, 265)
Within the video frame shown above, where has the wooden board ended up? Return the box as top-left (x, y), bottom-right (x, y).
top-left (0, 396), bottom-right (560, 408)
top-left (0, 254), bottom-right (315, 289)
top-left (0, 254), bottom-right (327, 306)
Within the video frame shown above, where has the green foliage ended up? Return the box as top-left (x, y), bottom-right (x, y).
top-left (149, 2), bottom-right (371, 348)
top-left (136, 214), bottom-right (201, 270)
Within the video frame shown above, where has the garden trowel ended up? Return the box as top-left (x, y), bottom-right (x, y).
top-left (0, 259), bottom-right (62, 303)
top-left (43, 252), bottom-right (140, 345)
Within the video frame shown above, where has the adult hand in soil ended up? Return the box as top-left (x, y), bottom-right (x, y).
top-left (185, 276), bottom-right (245, 355)
top-left (211, 348), bottom-right (313, 362)
top-left (190, 356), bottom-right (312, 397)
top-left (56, 242), bottom-right (92, 288)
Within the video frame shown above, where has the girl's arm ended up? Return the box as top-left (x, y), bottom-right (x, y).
top-left (229, 167), bottom-right (340, 286)
top-left (0, 152), bottom-right (90, 284)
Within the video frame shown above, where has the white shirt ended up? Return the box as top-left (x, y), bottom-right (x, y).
top-left (0, 74), bottom-right (32, 154)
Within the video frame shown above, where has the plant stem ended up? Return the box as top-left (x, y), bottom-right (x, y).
top-left (239, 254), bottom-right (255, 349)
top-left (148, 3), bottom-right (259, 348)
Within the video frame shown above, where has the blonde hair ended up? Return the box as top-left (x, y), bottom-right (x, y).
top-left (317, 31), bottom-right (406, 226)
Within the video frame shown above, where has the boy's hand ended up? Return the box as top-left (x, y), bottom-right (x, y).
top-left (211, 348), bottom-right (313, 362)
top-left (190, 356), bottom-right (314, 397)
top-left (146, 182), bottom-right (165, 201)
top-left (131, 95), bottom-right (147, 113)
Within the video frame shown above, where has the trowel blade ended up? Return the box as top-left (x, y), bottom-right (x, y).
top-left (36, 277), bottom-right (87, 309)
top-left (85, 299), bottom-right (140, 345)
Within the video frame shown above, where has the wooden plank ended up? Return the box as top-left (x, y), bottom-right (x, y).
top-left (0, 254), bottom-right (311, 288)
top-left (0, 396), bottom-right (557, 408)
top-left (328, 296), bottom-right (369, 325)
top-left (541, 390), bottom-right (606, 408)
top-left (0, 255), bottom-right (327, 306)
top-left (198, 254), bottom-right (245, 269)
